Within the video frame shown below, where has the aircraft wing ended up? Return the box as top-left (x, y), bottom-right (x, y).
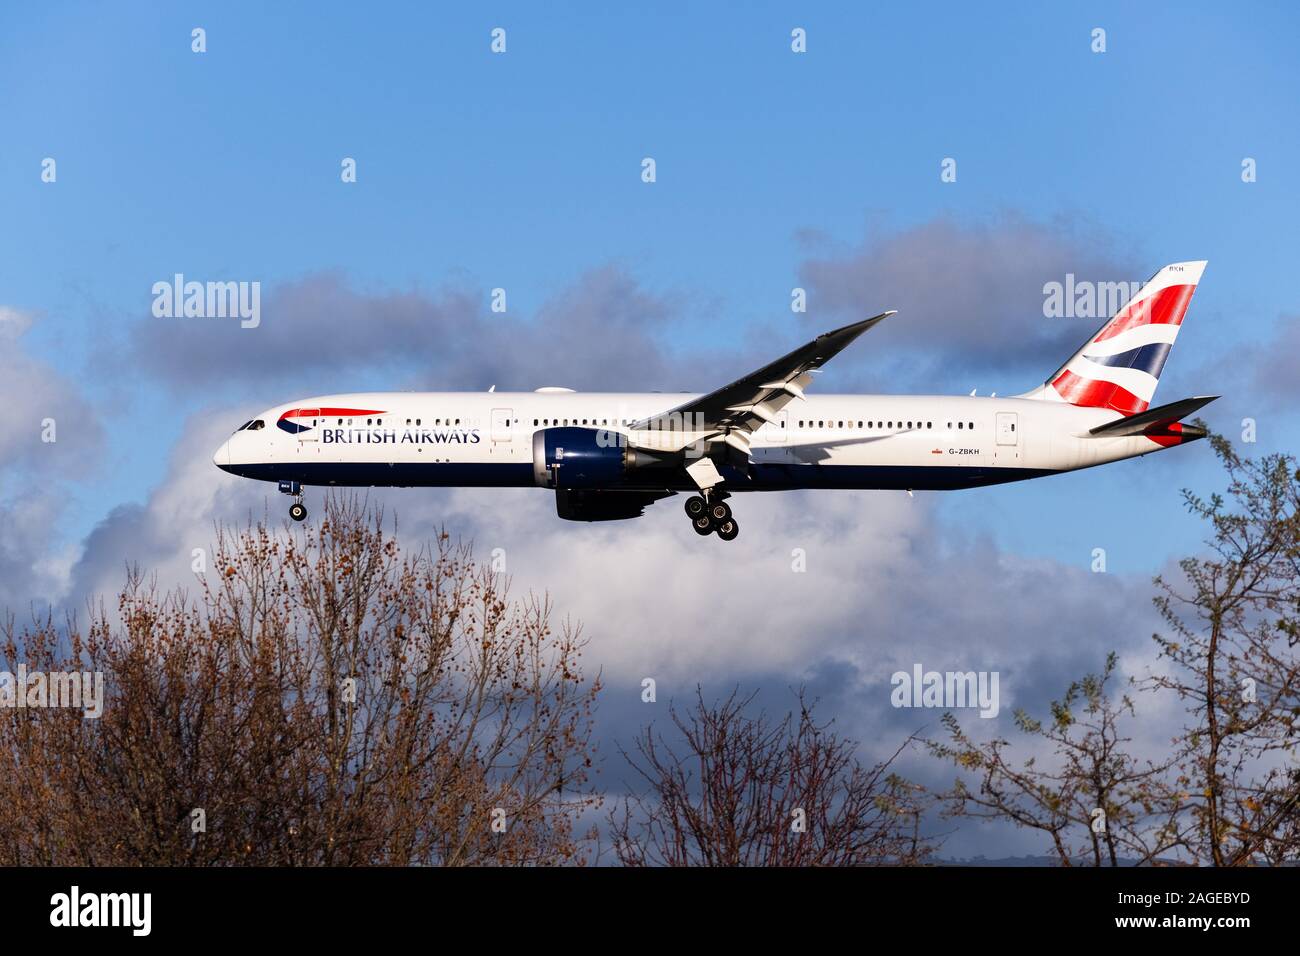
top-left (630, 311), bottom-right (896, 441)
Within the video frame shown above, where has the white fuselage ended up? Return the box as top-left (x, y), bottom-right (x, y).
top-left (213, 390), bottom-right (1174, 493)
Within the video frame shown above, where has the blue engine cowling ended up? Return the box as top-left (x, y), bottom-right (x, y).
top-left (532, 427), bottom-right (635, 489)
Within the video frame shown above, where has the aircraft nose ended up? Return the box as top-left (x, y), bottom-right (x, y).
top-left (213, 439), bottom-right (231, 471)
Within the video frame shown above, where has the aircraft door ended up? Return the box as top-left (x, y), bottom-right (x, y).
top-left (490, 408), bottom-right (514, 443)
top-left (768, 410), bottom-right (788, 444)
top-left (994, 411), bottom-right (1019, 465)
top-left (297, 408), bottom-right (321, 443)
top-left (996, 412), bottom-right (1017, 447)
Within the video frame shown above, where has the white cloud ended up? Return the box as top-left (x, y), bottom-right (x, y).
top-left (0, 306), bottom-right (104, 473)
top-left (0, 306), bottom-right (106, 610)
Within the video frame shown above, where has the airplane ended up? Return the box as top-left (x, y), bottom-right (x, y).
top-left (213, 260), bottom-right (1216, 541)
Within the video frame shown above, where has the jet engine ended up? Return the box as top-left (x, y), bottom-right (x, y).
top-left (532, 427), bottom-right (663, 489)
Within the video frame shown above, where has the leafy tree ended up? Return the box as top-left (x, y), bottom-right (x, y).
top-left (610, 688), bottom-right (930, 866)
top-left (0, 496), bottom-right (599, 865)
top-left (928, 653), bottom-right (1179, 865)
top-left (930, 430), bottom-right (1300, 866)
top-left (1146, 433), bottom-right (1300, 865)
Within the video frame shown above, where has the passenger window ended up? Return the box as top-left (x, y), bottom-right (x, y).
top-left (838, 421), bottom-right (844, 428)
top-left (958, 422), bottom-right (964, 429)
top-left (968, 422), bottom-right (974, 430)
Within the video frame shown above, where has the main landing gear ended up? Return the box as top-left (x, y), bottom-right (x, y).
top-left (280, 480), bottom-right (308, 522)
top-left (684, 492), bottom-right (739, 541)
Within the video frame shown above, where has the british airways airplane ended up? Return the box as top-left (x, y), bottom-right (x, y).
top-left (214, 261), bottom-right (1215, 541)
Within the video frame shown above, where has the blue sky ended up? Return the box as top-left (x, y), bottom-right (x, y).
top-left (4, 2), bottom-right (1300, 862)
top-left (3, 2), bottom-right (1297, 580)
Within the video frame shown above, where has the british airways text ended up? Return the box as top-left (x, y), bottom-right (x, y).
top-left (320, 428), bottom-right (482, 445)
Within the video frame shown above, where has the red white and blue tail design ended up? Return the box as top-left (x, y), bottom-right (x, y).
top-left (1024, 261), bottom-right (1206, 414)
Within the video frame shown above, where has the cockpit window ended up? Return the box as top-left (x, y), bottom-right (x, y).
top-left (236, 420), bottom-right (266, 432)
top-left (236, 421), bottom-right (252, 432)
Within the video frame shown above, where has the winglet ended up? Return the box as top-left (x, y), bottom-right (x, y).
top-left (812, 311), bottom-right (897, 362)
top-left (821, 310), bottom-right (896, 341)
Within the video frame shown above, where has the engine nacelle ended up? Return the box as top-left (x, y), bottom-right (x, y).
top-left (532, 427), bottom-right (651, 489)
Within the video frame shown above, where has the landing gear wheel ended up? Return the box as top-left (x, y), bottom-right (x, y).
top-left (289, 502), bottom-right (308, 522)
top-left (692, 516), bottom-right (714, 535)
top-left (708, 501), bottom-right (732, 523)
top-left (716, 519), bottom-right (739, 541)
top-left (684, 495), bottom-right (707, 519)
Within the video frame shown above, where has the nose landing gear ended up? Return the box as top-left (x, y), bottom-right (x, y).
top-left (683, 492), bottom-right (739, 541)
top-left (279, 480), bottom-right (308, 522)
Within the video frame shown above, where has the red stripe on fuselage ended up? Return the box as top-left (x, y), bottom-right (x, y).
top-left (279, 407), bottom-right (388, 420)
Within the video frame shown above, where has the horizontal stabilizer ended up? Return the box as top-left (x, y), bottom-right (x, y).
top-left (1087, 395), bottom-right (1219, 438)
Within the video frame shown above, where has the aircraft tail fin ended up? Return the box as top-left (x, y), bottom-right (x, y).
top-left (1021, 261), bottom-right (1206, 414)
